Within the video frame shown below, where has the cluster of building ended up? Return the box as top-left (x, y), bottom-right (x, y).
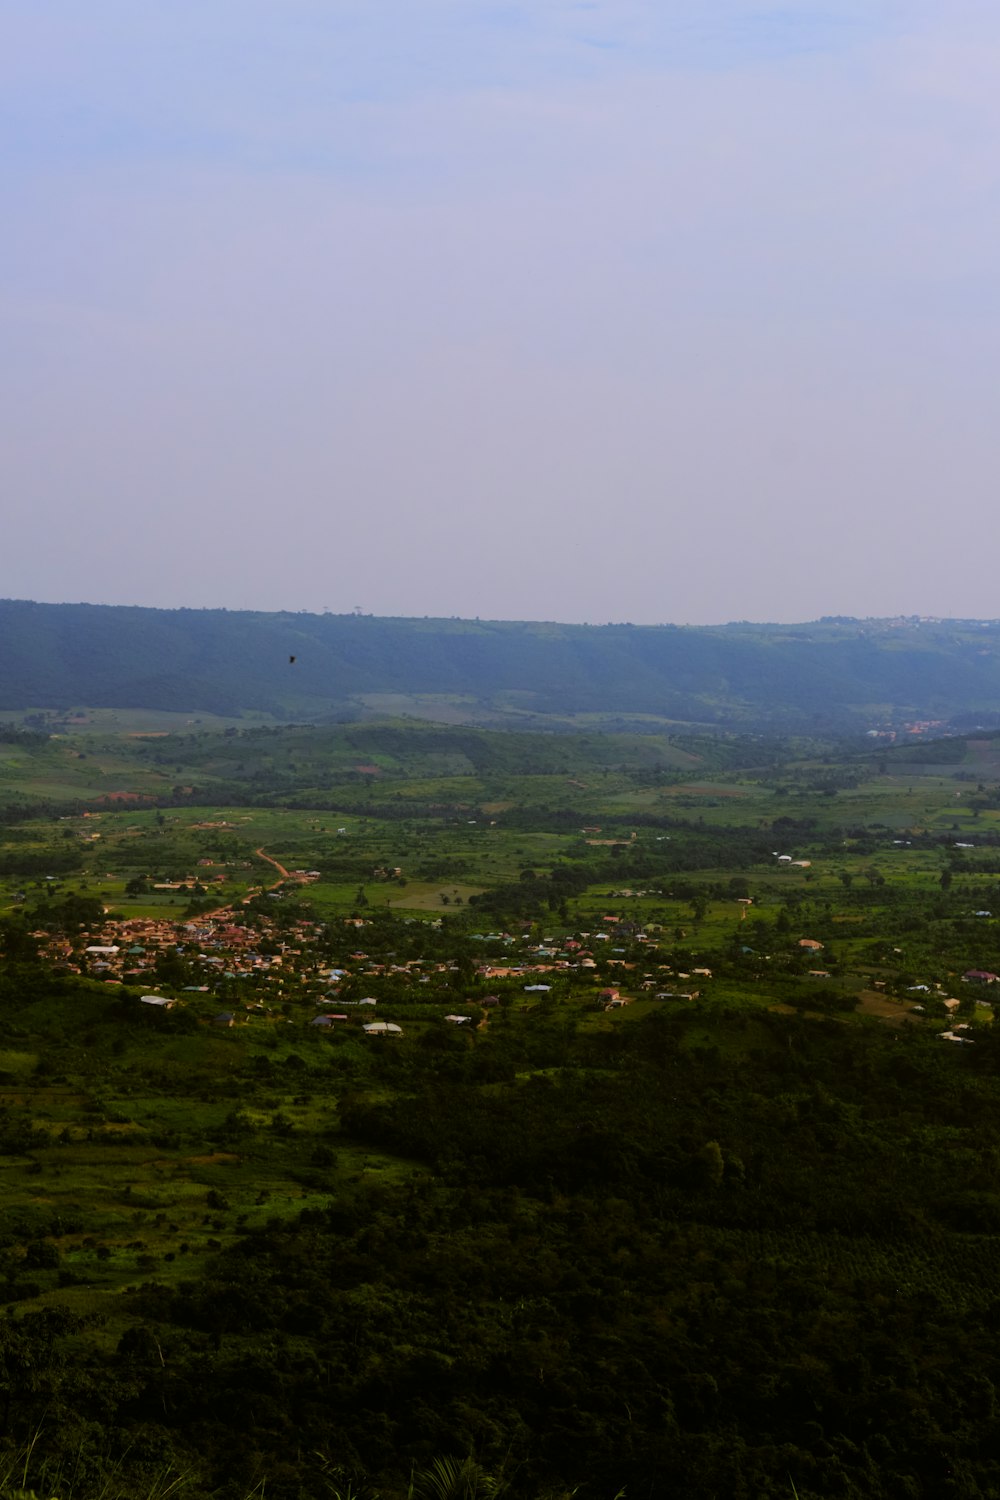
top-left (29, 895), bottom-right (716, 1030)
top-left (34, 909), bottom-right (326, 990)
top-left (33, 878), bottom-right (999, 1043)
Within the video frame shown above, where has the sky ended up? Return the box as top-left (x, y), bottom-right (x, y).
top-left (4, 1), bottom-right (1000, 626)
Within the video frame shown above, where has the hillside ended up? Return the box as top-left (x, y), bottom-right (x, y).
top-left (4, 600), bottom-right (1000, 731)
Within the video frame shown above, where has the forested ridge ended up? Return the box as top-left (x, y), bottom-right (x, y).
top-left (5, 600), bottom-right (1000, 729)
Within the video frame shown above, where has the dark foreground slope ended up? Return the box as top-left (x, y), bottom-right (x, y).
top-left (4, 969), bottom-right (1000, 1500)
top-left (4, 599), bottom-right (1000, 729)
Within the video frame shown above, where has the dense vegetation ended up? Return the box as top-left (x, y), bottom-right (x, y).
top-left (3, 717), bottom-right (1000, 1495)
top-left (5, 600), bottom-right (1000, 731)
top-left (4, 962), bottom-right (1000, 1498)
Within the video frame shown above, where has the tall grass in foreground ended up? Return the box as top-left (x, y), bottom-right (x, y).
top-left (0, 1451), bottom-right (800, 1499)
top-left (0, 1461), bottom-right (555, 1500)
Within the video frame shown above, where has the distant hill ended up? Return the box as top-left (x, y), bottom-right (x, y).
top-left (3, 600), bottom-right (1000, 733)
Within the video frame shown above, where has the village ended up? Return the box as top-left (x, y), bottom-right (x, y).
top-left (25, 867), bottom-right (1000, 1049)
top-left (27, 871), bottom-right (726, 1035)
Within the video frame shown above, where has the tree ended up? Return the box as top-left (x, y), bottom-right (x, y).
top-left (693, 1140), bottom-right (725, 1190)
top-left (0, 919), bottom-right (39, 962)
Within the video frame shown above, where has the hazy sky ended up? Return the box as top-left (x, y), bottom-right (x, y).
top-left (4, 1), bottom-right (1000, 625)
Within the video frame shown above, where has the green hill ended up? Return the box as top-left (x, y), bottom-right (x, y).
top-left (4, 600), bottom-right (1000, 732)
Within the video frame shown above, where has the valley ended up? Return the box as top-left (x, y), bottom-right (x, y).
top-left (2, 719), bottom-right (1000, 1497)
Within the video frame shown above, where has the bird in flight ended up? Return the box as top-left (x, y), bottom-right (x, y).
top-left (289, 655), bottom-right (296, 664)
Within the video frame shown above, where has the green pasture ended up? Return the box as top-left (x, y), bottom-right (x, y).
top-left (0, 986), bottom-right (425, 1341)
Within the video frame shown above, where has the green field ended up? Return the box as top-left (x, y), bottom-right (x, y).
top-left (3, 717), bottom-right (1000, 1497)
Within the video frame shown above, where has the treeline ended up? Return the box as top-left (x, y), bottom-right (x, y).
top-left (0, 725), bottom-right (46, 745)
top-left (0, 846), bottom-right (84, 878)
